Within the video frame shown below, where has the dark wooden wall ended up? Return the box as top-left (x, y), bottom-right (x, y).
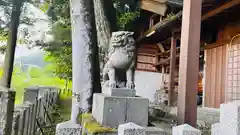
top-left (136, 44), bottom-right (159, 72)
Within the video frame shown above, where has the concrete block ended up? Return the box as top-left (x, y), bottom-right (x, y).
top-left (16, 104), bottom-right (31, 135)
top-left (92, 93), bottom-right (127, 128)
top-left (220, 101), bottom-right (240, 135)
top-left (211, 123), bottom-right (220, 135)
top-left (197, 108), bottom-right (220, 125)
top-left (15, 107), bottom-right (27, 135)
top-left (145, 127), bottom-right (167, 135)
top-left (118, 122), bottom-right (144, 135)
top-left (172, 124), bottom-right (201, 135)
top-left (23, 86), bottom-right (39, 103)
top-left (92, 94), bottom-right (149, 128)
top-left (24, 102), bottom-right (34, 135)
top-left (55, 121), bottom-right (82, 135)
top-left (31, 100), bottom-right (38, 135)
top-left (11, 111), bottom-right (20, 135)
top-left (126, 97), bottom-right (149, 126)
top-left (102, 88), bottom-right (136, 97)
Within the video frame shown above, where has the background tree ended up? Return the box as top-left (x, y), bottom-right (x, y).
top-left (1, 0), bottom-right (24, 88)
top-left (36, 0), bottom-right (140, 82)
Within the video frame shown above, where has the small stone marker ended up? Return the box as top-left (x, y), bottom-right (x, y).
top-left (172, 124), bottom-right (201, 135)
top-left (220, 101), bottom-right (240, 135)
top-left (211, 123), bottom-right (220, 135)
top-left (55, 120), bottom-right (82, 135)
top-left (118, 122), bottom-right (144, 135)
top-left (118, 123), bottom-right (167, 135)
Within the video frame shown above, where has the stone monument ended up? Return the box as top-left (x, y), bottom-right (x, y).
top-left (92, 31), bottom-right (149, 128)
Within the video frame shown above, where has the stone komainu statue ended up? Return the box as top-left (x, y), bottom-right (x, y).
top-left (102, 31), bottom-right (136, 89)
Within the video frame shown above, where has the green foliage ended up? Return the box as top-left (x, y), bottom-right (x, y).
top-left (29, 67), bottom-right (42, 78)
top-left (0, 65), bottom-right (72, 104)
top-left (39, 1), bottom-right (50, 12)
top-left (36, 0), bottom-right (140, 81)
top-left (36, 0), bottom-right (72, 80)
top-left (117, 10), bottom-right (140, 30)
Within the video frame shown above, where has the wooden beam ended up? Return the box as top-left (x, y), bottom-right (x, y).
top-left (154, 54), bottom-right (180, 65)
top-left (177, 0), bottom-right (202, 127)
top-left (168, 34), bottom-right (176, 106)
top-left (137, 11), bottom-right (182, 42)
top-left (152, 0), bottom-right (167, 3)
top-left (202, 0), bottom-right (240, 20)
top-left (204, 40), bottom-right (229, 50)
top-left (157, 43), bottom-right (165, 52)
top-left (140, 0), bottom-right (167, 16)
top-left (155, 47), bottom-right (180, 56)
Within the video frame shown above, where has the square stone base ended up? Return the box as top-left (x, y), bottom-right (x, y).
top-left (56, 121), bottom-right (82, 135)
top-left (92, 93), bottom-right (149, 128)
top-left (102, 88), bottom-right (136, 97)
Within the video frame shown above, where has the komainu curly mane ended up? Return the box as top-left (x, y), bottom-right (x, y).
top-left (102, 31), bottom-right (136, 89)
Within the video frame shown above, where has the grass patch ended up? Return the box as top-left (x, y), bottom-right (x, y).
top-left (0, 65), bottom-right (72, 104)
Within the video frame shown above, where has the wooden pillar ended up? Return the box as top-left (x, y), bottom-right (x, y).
top-left (168, 33), bottom-right (176, 106)
top-left (177, 0), bottom-right (202, 126)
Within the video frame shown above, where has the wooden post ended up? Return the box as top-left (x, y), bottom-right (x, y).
top-left (177, 0), bottom-right (202, 126)
top-left (168, 33), bottom-right (176, 106)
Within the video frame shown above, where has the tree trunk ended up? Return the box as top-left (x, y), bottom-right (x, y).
top-left (93, 0), bottom-right (116, 49)
top-left (70, 0), bottom-right (99, 123)
top-left (93, 0), bottom-right (116, 85)
top-left (1, 0), bottom-right (23, 88)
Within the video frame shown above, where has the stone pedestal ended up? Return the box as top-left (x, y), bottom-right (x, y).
top-left (172, 124), bottom-right (201, 135)
top-left (55, 121), bottom-right (82, 135)
top-left (92, 93), bottom-right (149, 128)
top-left (102, 88), bottom-right (136, 97)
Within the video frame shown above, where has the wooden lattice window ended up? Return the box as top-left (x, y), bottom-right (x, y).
top-left (226, 44), bottom-right (240, 102)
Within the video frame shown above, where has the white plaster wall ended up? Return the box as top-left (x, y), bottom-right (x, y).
top-left (134, 70), bottom-right (168, 102)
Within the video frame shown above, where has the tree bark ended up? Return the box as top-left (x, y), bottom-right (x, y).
top-left (1, 0), bottom-right (23, 88)
top-left (69, 0), bottom-right (99, 123)
top-left (93, 0), bottom-right (116, 85)
top-left (93, 0), bottom-right (116, 49)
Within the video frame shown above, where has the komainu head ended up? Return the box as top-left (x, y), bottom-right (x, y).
top-left (110, 31), bottom-right (135, 47)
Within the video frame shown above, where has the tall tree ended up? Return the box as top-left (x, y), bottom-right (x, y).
top-left (1, 0), bottom-right (23, 88)
top-left (93, 0), bottom-right (116, 49)
top-left (93, 0), bottom-right (116, 82)
top-left (69, 0), bottom-right (99, 123)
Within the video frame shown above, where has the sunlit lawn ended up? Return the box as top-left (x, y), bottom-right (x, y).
top-left (0, 65), bottom-right (72, 104)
